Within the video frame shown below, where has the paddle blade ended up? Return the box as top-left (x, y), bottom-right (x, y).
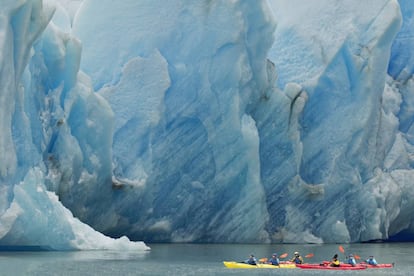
top-left (279, 253), bottom-right (288, 258)
top-left (354, 254), bottom-right (361, 260)
top-left (259, 258), bottom-right (268, 263)
top-left (305, 253), bottom-right (314, 258)
top-left (339, 245), bottom-right (345, 253)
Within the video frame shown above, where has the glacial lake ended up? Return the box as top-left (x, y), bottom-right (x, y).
top-left (0, 243), bottom-right (413, 275)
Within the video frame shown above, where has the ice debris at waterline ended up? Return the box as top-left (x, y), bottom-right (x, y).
top-left (0, 169), bottom-right (149, 251)
top-left (0, 0), bottom-right (413, 248)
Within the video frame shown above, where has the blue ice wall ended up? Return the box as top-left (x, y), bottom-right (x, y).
top-left (0, 0), bottom-right (148, 250)
top-left (1, 0), bottom-right (414, 247)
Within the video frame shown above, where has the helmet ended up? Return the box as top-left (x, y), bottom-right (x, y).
top-left (272, 253), bottom-right (277, 257)
top-left (294, 252), bottom-right (299, 255)
top-left (349, 254), bottom-right (353, 257)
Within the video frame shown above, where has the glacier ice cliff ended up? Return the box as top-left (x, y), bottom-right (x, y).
top-left (0, 0), bottom-right (148, 250)
top-left (0, 0), bottom-right (413, 248)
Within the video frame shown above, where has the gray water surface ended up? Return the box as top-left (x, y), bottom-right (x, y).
top-left (0, 243), bottom-right (412, 275)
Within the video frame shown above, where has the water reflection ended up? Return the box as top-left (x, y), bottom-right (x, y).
top-left (64, 249), bottom-right (150, 261)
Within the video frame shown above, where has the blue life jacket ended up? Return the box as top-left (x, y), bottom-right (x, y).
top-left (246, 257), bottom-right (257, 265)
top-left (348, 257), bottom-right (356, 265)
top-left (293, 256), bottom-right (303, 264)
top-left (269, 257), bottom-right (280, 265)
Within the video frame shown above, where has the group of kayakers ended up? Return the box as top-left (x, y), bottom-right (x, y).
top-left (330, 253), bottom-right (377, 267)
top-left (244, 251), bottom-right (378, 267)
top-left (244, 251), bottom-right (305, 266)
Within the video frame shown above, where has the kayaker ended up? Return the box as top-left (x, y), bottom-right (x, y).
top-left (347, 254), bottom-right (356, 266)
top-left (366, 256), bottom-right (378, 266)
top-left (330, 254), bottom-right (340, 267)
top-left (267, 253), bottom-right (280, 266)
top-left (290, 252), bottom-right (304, 264)
top-left (244, 254), bottom-right (257, 265)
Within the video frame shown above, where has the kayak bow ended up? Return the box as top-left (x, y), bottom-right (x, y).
top-left (223, 261), bottom-right (296, 269)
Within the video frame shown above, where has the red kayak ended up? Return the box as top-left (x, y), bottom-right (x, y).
top-left (365, 263), bottom-right (394, 268)
top-left (297, 263), bottom-right (366, 270)
top-left (342, 263), bottom-right (394, 269)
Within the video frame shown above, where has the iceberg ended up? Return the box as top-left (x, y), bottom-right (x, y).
top-left (0, 0), bottom-right (413, 248)
top-left (0, 0), bottom-right (148, 250)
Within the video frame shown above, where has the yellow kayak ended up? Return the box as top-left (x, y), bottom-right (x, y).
top-left (223, 261), bottom-right (296, 269)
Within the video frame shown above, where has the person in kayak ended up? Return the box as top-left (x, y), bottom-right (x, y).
top-left (267, 253), bottom-right (280, 266)
top-left (330, 254), bottom-right (340, 267)
top-left (244, 254), bottom-right (257, 265)
top-left (366, 256), bottom-right (378, 266)
top-left (290, 252), bottom-right (304, 264)
top-left (347, 254), bottom-right (356, 266)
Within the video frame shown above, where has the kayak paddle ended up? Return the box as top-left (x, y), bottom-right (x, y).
top-left (339, 245), bottom-right (345, 255)
top-left (259, 258), bottom-right (268, 263)
top-left (339, 245), bottom-right (361, 260)
top-left (259, 252), bottom-right (288, 263)
top-left (279, 253), bottom-right (288, 258)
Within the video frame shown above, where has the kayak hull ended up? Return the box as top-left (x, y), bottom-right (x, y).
top-left (343, 263), bottom-right (394, 268)
top-left (297, 264), bottom-right (366, 270)
top-left (223, 261), bottom-right (296, 269)
top-left (366, 264), bottom-right (394, 268)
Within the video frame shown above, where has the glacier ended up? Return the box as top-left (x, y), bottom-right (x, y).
top-left (0, 0), bottom-right (413, 249)
top-left (0, 0), bottom-right (148, 250)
